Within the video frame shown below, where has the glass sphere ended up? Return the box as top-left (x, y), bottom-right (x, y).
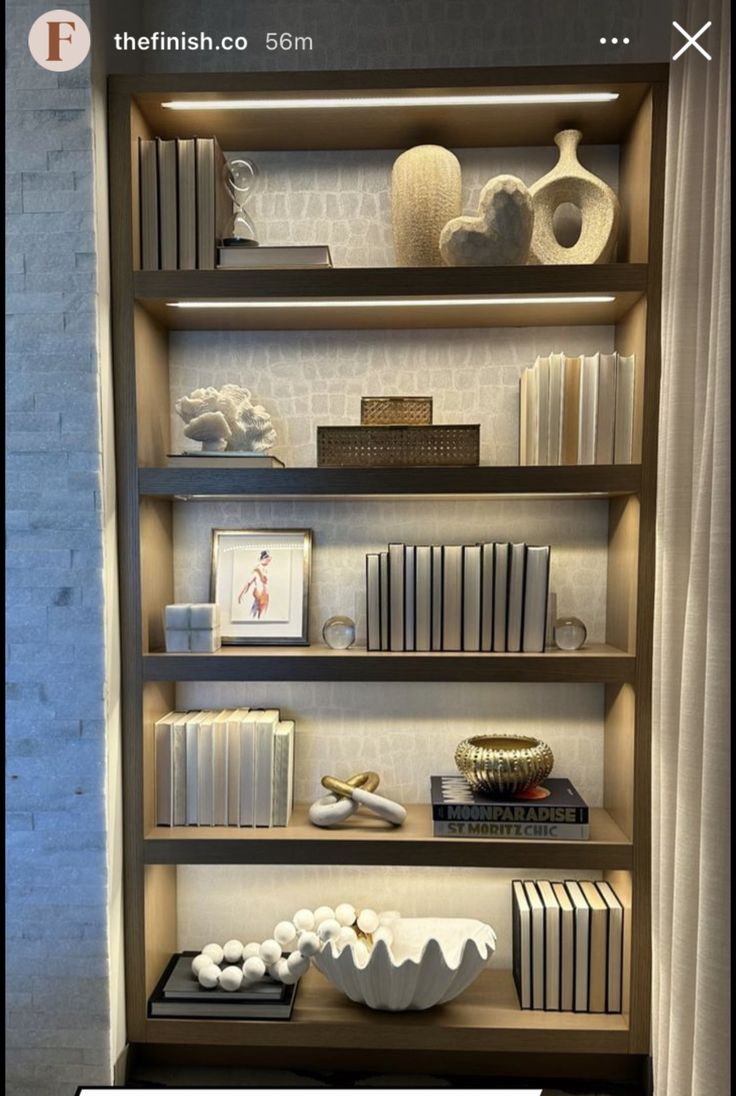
top-left (554, 616), bottom-right (587, 651)
top-left (322, 615), bottom-right (356, 650)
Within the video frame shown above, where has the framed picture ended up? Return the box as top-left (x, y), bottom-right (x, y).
top-left (210, 529), bottom-right (312, 645)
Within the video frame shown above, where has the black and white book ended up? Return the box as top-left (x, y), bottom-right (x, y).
top-left (365, 554), bottom-right (381, 652)
top-left (462, 545), bottom-right (482, 652)
top-left (139, 138), bottom-right (159, 270)
top-left (596, 880), bottom-right (624, 1014)
top-left (254, 709), bottom-right (279, 827)
top-left (272, 720), bottom-right (295, 827)
top-left (404, 546), bottom-right (416, 651)
top-left (522, 545), bottom-right (550, 653)
top-left (431, 545), bottom-right (443, 651)
top-left (564, 880), bottom-right (590, 1012)
top-left (432, 819), bottom-right (589, 839)
top-left (493, 543), bottom-right (510, 652)
top-left (154, 710), bottom-right (178, 826)
top-left (430, 775), bottom-right (589, 823)
top-left (156, 138), bottom-right (178, 270)
top-left (211, 709), bottom-right (229, 826)
top-left (480, 543), bottom-right (494, 652)
top-left (506, 543), bottom-right (526, 653)
top-left (388, 543), bottom-right (405, 651)
top-left (614, 353), bottom-right (636, 463)
top-left (414, 546), bottom-right (432, 652)
top-left (176, 137), bottom-right (196, 270)
top-left (239, 709), bottom-right (258, 827)
top-left (596, 353), bottom-right (617, 464)
top-left (537, 880), bottom-right (561, 1010)
top-left (524, 880), bottom-right (545, 1010)
top-left (441, 545), bottom-right (463, 651)
top-left (512, 880), bottom-right (532, 1009)
top-left (580, 880), bottom-right (608, 1013)
top-left (149, 953), bottom-right (297, 1019)
top-left (379, 552), bottom-right (389, 651)
top-left (185, 711), bottom-right (207, 825)
top-left (553, 881), bottom-right (575, 1011)
top-left (217, 243), bottom-right (332, 269)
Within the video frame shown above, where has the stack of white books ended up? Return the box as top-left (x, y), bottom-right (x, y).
top-left (512, 879), bottom-right (626, 1013)
top-left (154, 709), bottom-right (294, 827)
top-left (366, 541), bottom-right (550, 653)
top-left (519, 352), bottom-right (636, 465)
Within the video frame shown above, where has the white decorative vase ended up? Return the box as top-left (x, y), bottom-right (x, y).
top-left (529, 129), bottom-right (620, 264)
top-left (312, 917), bottom-right (496, 1011)
top-left (392, 145), bottom-right (462, 266)
top-left (439, 174), bottom-right (534, 266)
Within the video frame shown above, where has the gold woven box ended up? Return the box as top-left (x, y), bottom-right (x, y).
top-left (360, 396), bottom-right (433, 426)
top-left (317, 424), bottom-right (480, 468)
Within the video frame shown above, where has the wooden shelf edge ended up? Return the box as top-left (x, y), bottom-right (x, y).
top-left (140, 969), bottom-right (629, 1052)
top-left (139, 464), bottom-right (642, 500)
top-left (142, 645), bottom-right (635, 684)
top-left (143, 806), bottom-right (632, 868)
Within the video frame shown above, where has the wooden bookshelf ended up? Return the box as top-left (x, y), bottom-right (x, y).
top-left (109, 64), bottom-right (667, 1085)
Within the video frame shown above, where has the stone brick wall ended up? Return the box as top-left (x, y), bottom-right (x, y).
top-left (5, 3), bottom-right (112, 1092)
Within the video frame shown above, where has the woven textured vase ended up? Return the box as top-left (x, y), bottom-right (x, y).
top-left (391, 145), bottom-right (462, 266)
top-left (454, 734), bottom-right (554, 795)
top-left (528, 129), bottom-right (620, 264)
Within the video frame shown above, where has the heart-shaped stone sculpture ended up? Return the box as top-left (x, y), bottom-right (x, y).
top-left (439, 175), bottom-right (534, 266)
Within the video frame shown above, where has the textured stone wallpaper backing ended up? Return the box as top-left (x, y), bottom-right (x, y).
top-left (171, 147), bottom-right (616, 947)
top-left (176, 864), bottom-right (602, 969)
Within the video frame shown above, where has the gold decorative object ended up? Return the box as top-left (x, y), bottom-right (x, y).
top-left (528, 129), bottom-right (620, 265)
top-left (360, 396), bottom-right (433, 426)
top-left (316, 424), bottom-right (480, 467)
top-left (454, 734), bottom-right (554, 796)
top-left (322, 771), bottom-right (380, 797)
top-left (391, 145), bottom-right (462, 266)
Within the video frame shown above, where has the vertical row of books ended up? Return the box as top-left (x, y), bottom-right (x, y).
top-left (365, 542), bottom-right (550, 653)
top-left (139, 135), bottom-right (232, 270)
top-left (512, 879), bottom-right (626, 1013)
top-left (155, 709), bottom-right (294, 827)
top-left (519, 352), bottom-right (636, 465)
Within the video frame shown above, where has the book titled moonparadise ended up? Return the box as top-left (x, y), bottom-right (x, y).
top-left (430, 775), bottom-right (589, 840)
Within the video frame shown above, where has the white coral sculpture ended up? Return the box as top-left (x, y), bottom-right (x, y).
top-left (175, 384), bottom-right (277, 453)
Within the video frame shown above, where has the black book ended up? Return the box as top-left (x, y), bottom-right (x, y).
top-left (149, 953), bottom-right (297, 1019)
top-left (430, 775), bottom-right (589, 823)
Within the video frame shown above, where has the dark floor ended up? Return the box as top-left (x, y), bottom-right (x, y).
top-left (126, 1063), bottom-right (646, 1093)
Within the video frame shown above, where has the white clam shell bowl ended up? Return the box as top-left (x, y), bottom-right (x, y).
top-left (312, 917), bottom-right (496, 1011)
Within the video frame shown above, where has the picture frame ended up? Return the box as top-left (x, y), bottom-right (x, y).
top-left (210, 529), bottom-right (312, 645)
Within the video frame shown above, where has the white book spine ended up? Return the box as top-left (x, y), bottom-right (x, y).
top-left (172, 719), bottom-right (187, 826)
top-left (431, 546), bottom-right (443, 651)
top-left (596, 353), bottom-right (617, 464)
top-left (185, 714), bottom-right (201, 825)
top-left (522, 545), bottom-right (550, 653)
top-left (506, 542), bottom-right (526, 653)
top-left (493, 543), bottom-right (510, 652)
top-left (365, 554), bottom-right (381, 652)
top-left (524, 880), bottom-right (545, 1010)
top-left (404, 546), bottom-right (416, 651)
top-left (442, 545), bottom-right (463, 651)
top-left (154, 713), bottom-right (175, 826)
top-left (254, 711), bottom-right (278, 827)
top-left (226, 712), bottom-right (242, 826)
top-left (536, 356), bottom-right (550, 465)
top-left (578, 353), bottom-right (599, 464)
top-left (388, 543), bottom-right (405, 651)
top-left (462, 545), bottom-right (481, 652)
top-left (480, 543), bottom-right (495, 652)
top-left (614, 353), bottom-right (636, 463)
top-left (548, 353), bottom-right (564, 465)
top-left (197, 719), bottom-right (214, 826)
top-left (212, 713), bottom-right (228, 826)
top-left (565, 880), bottom-right (590, 1012)
top-left (414, 546), bottom-right (432, 652)
top-left (239, 713), bottom-right (257, 827)
top-left (512, 880), bottom-right (532, 1009)
top-left (379, 552), bottom-right (389, 651)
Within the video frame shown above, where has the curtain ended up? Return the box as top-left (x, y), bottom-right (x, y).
top-left (652, 1), bottom-right (731, 1094)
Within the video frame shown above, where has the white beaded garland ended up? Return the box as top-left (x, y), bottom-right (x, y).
top-left (191, 953), bottom-right (213, 977)
top-left (202, 943), bottom-right (224, 965)
top-left (337, 926), bottom-right (358, 948)
top-left (335, 903), bottom-right (357, 926)
top-left (197, 963), bottom-right (221, 989)
top-left (356, 908), bottom-right (380, 935)
top-left (352, 941), bottom-right (370, 966)
top-left (313, 905), bottom-right (335, 926)
top-left (286, 951), bottom-right (311, 977)
top-left (297, 931), bottom-right (321, 957)
top-left (317, 918), bottom-right (341, 942)
top-left (259, 939), bottom-right (282, 965)
top-left (223, 939), bottom-right (244, 964)
top-left (242, 955), bottom-right (266, 982)
top-left (242, 942), bottom-right (261, 959)
top-left (293, 908), bottom-right (316, 931)
top-left (270, 957), bottom-right (290, 982)
top-left (273, 920), bottom-right (297, 947)
top-left (219, 965), bottom-right (244, 992)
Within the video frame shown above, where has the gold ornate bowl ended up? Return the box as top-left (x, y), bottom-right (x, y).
top-left (454, 735), bottom-right (554, 796)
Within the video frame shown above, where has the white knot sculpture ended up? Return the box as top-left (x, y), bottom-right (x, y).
top-left (175, 384), bottom-right (277, 453)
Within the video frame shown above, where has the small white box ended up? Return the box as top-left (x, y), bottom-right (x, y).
top-left (164, 604), bottom-right (190, 629)
top-left (189, 603), bottom-right (219, 630)
top-left (189, 628), bottom-right (221, 653)
top-left (164, 629), bottom-right (191, 652)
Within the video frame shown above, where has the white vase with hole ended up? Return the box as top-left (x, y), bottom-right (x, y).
top-left (529, 129), bottom-right (620, 264)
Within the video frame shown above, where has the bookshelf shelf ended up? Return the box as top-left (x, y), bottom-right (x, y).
top-left (134, 265), bottom-right (646, 331)
top-left (144, 805), bottom-right (631, 869)
top-left (142, 644), bottom-right (635, 683)
top-left (139, 465), bottom-right (642, 500)
top-left (143, 968), bottom-right (629, 1054)
top-left (110, 63), bottom-right (666, 1082)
